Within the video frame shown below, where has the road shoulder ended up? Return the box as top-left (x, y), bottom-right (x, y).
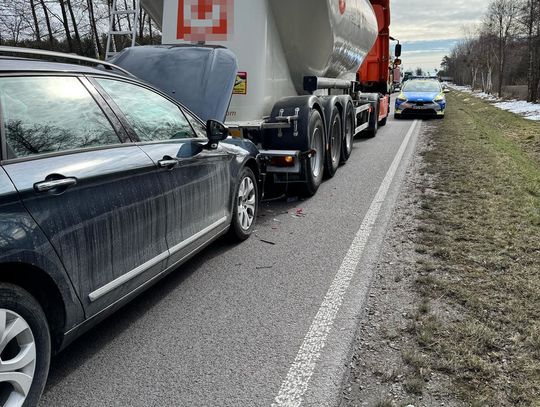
top-left (340, 120), bottom-right (464, 407)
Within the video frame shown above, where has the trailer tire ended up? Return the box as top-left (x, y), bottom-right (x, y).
top-left (300, 109), bottom-right (325, 197)
top-left (364, 103), bottom-right (378, 138)
top-left (340, 102), bottom-right (355, 164)
top-left (379, 103), bottom-right (389, 126)
top-left (324, 106), bottom-right (342, 178)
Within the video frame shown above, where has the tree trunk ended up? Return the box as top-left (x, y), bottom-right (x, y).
top-left (39, 0), bottom-right (55, 46)
top-left (87, 0), bottom-right (103, 57)
top-left (471, 66), bottom-right (479, 90)
top-left (148, 14), bottom-right (153, 42)
top-left (58, 0), bottom-right (74, 52)
top-left (66, 0), bottom-right (83, 53)
top-left (532, 0), bottom-right (540, 101)
top-left (497, 25), bottom-right (504, 97)
top-left (487, 65), bottom-right (493, 94)
top-left (124, 0), bottom-right (132, 31)
top-left (527, 0), bottom-right (536, 102)
top-left (108, 0), bottom-right (118, 53)
top-left (29, 0), bottom-right (41, 42)
top-left (139, 10), bottom-right (146, 40)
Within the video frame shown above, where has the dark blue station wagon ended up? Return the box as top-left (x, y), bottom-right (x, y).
top-left (0, 48), bottom-right (261, 406)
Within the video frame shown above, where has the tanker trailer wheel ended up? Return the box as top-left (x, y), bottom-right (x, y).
top-left (379, 104), bottom-right (389, 127)
top-left (364, 103), bottom-right (379, 138)
top-left (324, 106), bottom-right (342, 178)
top-left (300, 109), bottom-right (325, 197)
top-left (340, 102), bottom-right (355, 164)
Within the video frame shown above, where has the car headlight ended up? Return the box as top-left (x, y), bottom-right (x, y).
top-left (397, 92), bottom-right (407, 102)
top-left (433, 93), bottom-right (445, 102)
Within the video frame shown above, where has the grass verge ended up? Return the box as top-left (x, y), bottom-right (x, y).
top-left (410, 92), bottom-right (540, 405)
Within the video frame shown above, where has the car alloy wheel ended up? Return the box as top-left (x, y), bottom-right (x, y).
top-left (237, 176), bottom-right (256, 231)
top-left (0, 309), bottom-right (36, 407)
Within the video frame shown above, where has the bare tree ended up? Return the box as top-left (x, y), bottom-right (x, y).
top-left (58, 0), bottom-right (74, 51)
top-left (86, 0), bottom-right (102, 57)
top-left (523, 0), bottom-right (540, 101)
top-left (39, 0), bottom-right (55, 45)
top-left (66, 0), bottom-right (83, 52)
top-left (0, 0), bottom-right (161, 58)
top-left (485, 0), bottom-right (520, 96)
top-left (29, 0), bottom-right (42, 41)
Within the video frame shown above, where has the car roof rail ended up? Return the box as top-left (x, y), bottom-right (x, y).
top-left (0, 46), bottom-right (135, 77)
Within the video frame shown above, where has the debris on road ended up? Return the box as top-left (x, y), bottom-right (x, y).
top-left (255, 265), bottom-right (273, 270)
top-left (257, 237), bottom-right (276, 246)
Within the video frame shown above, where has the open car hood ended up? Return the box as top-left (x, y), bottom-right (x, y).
top-left (111, 45), bottom-right (238, 122)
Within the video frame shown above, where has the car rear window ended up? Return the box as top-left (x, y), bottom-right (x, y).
top-left (0, 76), bottom-right (120, 159)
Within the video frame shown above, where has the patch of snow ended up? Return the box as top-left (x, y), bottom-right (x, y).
top-left (448, 84), bottom-right (540, 121)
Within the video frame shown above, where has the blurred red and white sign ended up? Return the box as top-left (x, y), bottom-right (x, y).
top-left (177, 0), bottom-right (234, 42)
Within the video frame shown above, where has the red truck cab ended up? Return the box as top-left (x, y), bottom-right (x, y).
top-left (358, 0), bottom-right (393, 125)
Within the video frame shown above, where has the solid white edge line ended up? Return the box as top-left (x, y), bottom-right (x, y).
top-left (272, 120), bottom-right (419, 407)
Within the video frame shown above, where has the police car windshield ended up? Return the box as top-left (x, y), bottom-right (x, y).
top-left (403, 80), bottom-right (441, 93)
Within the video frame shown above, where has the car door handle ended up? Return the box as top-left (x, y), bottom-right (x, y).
top-left (158, 157), bottom-right (179, 168)
top-left (34, 177), bottom-right (77, 192)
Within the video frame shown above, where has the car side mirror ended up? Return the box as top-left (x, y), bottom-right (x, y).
top-left (443, 88), bottom-right (450, 93)
top-left (206, 119), bottom-right (228, 149)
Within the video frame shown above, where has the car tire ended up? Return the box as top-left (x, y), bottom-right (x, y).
top-left (229, 167), bottom-right (259, 241)
top-left (0, 283), bottom-right (51, 407)
top-left (300, 109), bottom-right (325, 197)
top-left (324, 106), bottom-right (342, 178)
top-left (394, 114), bottom-right (401, 120)
top-left (340, 102), bottom-right (355, 164)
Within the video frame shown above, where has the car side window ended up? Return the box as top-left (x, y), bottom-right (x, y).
top-left (96, 78), bottom-right (196, 142)
top-left (0, 76), bottom-right (120, 159)
top-left (182, 108), bottom-right (207, 139)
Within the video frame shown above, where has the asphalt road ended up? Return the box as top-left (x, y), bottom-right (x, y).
top-left (39, 109), bottom-right (422, 407)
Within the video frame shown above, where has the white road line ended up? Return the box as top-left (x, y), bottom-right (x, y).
top-left (272, 120), bottom-right (419, 407)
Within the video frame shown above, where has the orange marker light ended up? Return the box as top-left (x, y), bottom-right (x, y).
top-left (270, 156), bottom-right (295, 167)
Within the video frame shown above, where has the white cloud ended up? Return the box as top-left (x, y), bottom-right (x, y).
top-left (390, 0), bottom-right (488, 41)
top-left (390, 0), bottom-right (489, 71)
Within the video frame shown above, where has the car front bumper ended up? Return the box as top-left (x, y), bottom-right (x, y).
top-left (395, 100), bottom-right (445, 116)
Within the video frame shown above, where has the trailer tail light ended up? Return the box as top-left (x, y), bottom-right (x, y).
top-left (270, 155), bottom-right (295, 167)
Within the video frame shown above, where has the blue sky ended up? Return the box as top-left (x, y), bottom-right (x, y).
top-left (390, 0), bottom-right (489, 73)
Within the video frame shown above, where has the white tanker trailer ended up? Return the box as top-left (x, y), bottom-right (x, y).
top-left (111, 0), bottom-right (385, 196)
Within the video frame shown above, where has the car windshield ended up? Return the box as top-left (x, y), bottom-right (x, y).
top-left (403, 81), bottom-right (441, 93)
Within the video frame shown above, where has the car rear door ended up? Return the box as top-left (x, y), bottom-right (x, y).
top-left (0, 75), bottom-right (169, 316)
top-left (92, 77), bottom-right (233, 267)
